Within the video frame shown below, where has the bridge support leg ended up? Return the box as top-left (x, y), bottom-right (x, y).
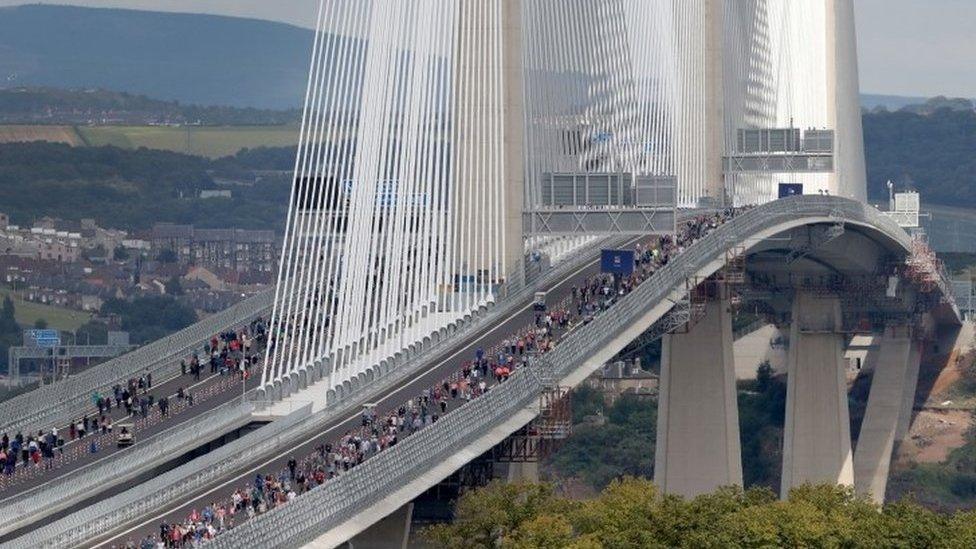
top-left (345, 503), bottom-right (413, 549)
top-left (655, 297), bottom-right (742, 498)
top-left (781, 292), bottom-right (853, 498)
top-left (853, 327), bottom-right (920, 503)
top-left (506, 461), bottom-right (539, 483)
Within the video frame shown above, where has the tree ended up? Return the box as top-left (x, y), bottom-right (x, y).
top-left (75, 321), bottom-right (108, 346)
top-left (100, 295), bottom-right (196, 344)
top-left (156, 248), bottom-right (179, 263)
top-left (546, 394), bottom-right (655, 489)
top-left (33, 318), bottom-right (48, 329)
top-left (164, 276), bottom-right (184, 296)
top-left (424, 479), bottom-right (971, 549)
top-left (0, 296), bottom-right (20, 368)
top-left (756, 360), bottom-right (773, 393)
top-left (113, 245), bottom-right (130, 262)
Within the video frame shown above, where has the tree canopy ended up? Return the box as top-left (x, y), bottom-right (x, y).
top-left (863, 107), bottom-right (976, 207)
top-left (0, 142), bottom-right (291, 232)
top-left (425, 479), bottom-right (976, 549)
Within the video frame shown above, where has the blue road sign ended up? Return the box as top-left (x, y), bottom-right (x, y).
top-left (778, 183), bottom-right (803, 198)
top-left (26, 329), bottom-right (60, 349)
top-left (601, 249), bottom-right (635, 275)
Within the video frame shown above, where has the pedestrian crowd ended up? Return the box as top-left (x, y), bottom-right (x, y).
top-left (0, 317), bottom-right (268, 492)
top-left (124, 207), bottom-right (749, 548)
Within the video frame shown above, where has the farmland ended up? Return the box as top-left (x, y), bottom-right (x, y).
top-left (0, 125), bottom-right (299, 158)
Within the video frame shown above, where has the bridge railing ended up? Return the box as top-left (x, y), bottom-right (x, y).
top-left (0, 288), bottom-right (274, 436)
top-left (209, 363), bottom-right (545, 549)
top-left (7, 400), bottom-right (307, 549)
top-left (0, 397), bottom-right (255, 539)
top-left (10, 235), bottom-right (622, 548)
top-left (199, 196), bottom-right (947, 548)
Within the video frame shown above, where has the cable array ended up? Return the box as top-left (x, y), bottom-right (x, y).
top-left (522, 0), bottom-right (712, 208)
top-left (262, 0), bottom-right (869, 394)
top-left (723, 0), bottom-right (867, 205)
top-left (263, 0), bottom-right (515, 391)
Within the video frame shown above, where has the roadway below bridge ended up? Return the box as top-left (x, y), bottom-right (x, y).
top-left (94, 236), bottom-right (650, 548)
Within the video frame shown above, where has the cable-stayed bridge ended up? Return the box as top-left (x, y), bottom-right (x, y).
top-left (0, 2), bottom-right (964, 548)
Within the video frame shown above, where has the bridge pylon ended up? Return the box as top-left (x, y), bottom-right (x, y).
top-left (655, 294), bottom-right (742, 498)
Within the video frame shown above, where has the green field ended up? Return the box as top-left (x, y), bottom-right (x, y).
top-left (0, 291), bottom-right (92, 332)
top-left (0, 124), bottom-right (300, 158)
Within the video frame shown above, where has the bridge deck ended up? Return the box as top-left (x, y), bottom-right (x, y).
top-left (94, 238), bottom-right (642, 547)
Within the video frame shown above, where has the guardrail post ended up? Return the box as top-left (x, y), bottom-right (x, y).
top-left (298, 369), bottom-right (308, 390)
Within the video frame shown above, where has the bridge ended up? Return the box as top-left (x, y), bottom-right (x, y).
top-left (0, 1), bottom-right (965, 548)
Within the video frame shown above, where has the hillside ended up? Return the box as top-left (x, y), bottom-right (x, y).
top-left (0, 87), bottom-right (301, 125)
top-left (0, 5), bottom-right (314, 109)
top-left (0, 142), bottom-right (292, 231)
top-left (863, 107), bottom-right (976, 207)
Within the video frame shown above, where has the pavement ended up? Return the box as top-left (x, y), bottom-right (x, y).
top-left (94, 238), bottom-right (645, 548)
top-left (0, 347), bottom-right (265, 500)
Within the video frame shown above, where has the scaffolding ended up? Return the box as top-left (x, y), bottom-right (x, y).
top-left (494, 386), bottom-right (573, 463)
top-left (904, 234), bottom-right (944, 295)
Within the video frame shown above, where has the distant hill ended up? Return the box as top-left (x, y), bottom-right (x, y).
top-left (0, 87), bottom-right (301, 125)
top-left (0, 5), bottom-right (314, 109)
top-left (860, 93), bottom-right (929, 111)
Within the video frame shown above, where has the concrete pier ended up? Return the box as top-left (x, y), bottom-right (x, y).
top-left (340, 503), bottom-right (413, 549)
top-left (853, 327), bottom-right (918, 503)
top-left (781, 292), bottom-right (854, 498)
top-left (506, 461), bottom-right (540, 483)
top-left (655, 297), bottom-right (742, 497)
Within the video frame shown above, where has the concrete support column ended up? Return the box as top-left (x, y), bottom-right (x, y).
top-left (506, 461), bottom-right (540, 483)
top-left (781, 292), bottom-right (853, 498)
top-left (655, 297), bottom-right (742, 498)
top-left (704, 0), bottom-right (726, 206)
top-left (501, 0), bottom-right (525, 279)
top-left (345, 503), bottom-right (413, 549)
top-left (853, 326), bottom-right (920, 503)
top-left (825, 0), bottom-right (868, 201)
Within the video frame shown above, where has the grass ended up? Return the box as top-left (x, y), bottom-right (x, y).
top-left (0, 290), bottom-right (91, 332)
top-left (0, 124), bottom-right (300, 158)
top-left (0, 125), bottom-right (83, 146)
top-left (75, 125), bottom-right (300, 158)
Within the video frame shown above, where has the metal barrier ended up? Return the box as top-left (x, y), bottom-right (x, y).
top-left (7, 236), bottom-right (621, 548)
top-left (8, 401), bottom-right (309, 549)
top-left (953, 280), bottom-right (975, 320)
top-left (0, 288), bottom-right (274, 436)
top-left (0, 397), bottom-right (255, 539)
top-left (203, 196), bottom-right (957, 548)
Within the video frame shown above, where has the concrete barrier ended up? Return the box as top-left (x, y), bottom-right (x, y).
top-left (326, 389), bottom-right (337, 405)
